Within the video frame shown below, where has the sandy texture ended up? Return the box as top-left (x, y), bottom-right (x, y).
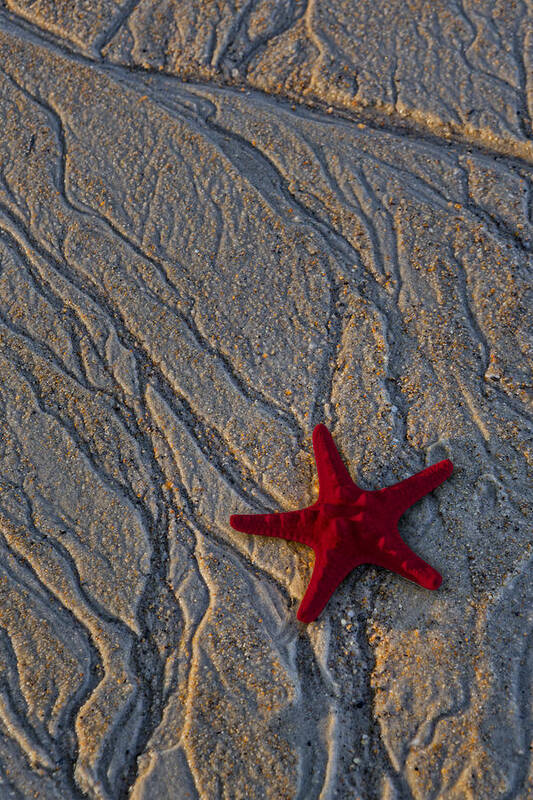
top-left (0, 3), bottom-right (531, 799)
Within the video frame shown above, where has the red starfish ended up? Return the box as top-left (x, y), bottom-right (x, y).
top-left (230, 424), bottom-right (452, 623)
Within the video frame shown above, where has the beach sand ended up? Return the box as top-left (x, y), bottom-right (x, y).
top-left (0, 2), bottom-right (531, 798)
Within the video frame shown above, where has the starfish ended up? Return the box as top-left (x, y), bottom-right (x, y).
top-left (230, 424), bottom-right (452, 623)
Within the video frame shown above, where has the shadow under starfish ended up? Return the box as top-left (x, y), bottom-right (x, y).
top-left (230, 424), bottom-right (453, 623)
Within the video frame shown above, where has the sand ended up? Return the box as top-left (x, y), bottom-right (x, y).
top-left (0, 2), bottom-right (531, 798)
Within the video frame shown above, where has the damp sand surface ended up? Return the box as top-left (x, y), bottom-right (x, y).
top-left (0, 3), bottom-right (531, 799)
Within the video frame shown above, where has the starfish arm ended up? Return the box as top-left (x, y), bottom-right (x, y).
top-left (384, 459), bottom-right (453, 516)
top-left (297, 547), bottom-right (359, 623)
top-left (229, 508), bottom-right (314, 546)
top-left (313, 424), bottom-right (360, 502)
top-left (373, 534), bottom-right (442, 590)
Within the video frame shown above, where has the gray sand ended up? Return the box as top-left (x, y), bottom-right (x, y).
top-left (0, 2), bottom-right (531, 798)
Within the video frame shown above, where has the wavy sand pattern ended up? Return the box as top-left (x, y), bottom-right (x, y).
top-left (0, 2), bottom-right (531, 798)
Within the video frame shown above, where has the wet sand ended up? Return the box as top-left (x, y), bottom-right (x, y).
top-left (0, 3), bottom-right (531, 798)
